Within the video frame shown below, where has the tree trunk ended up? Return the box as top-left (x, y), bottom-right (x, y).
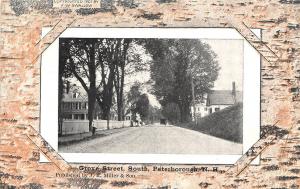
top-left (117, 98), bottom-right (123, 121)
top-left (102, 104), bottom-right (111, 130)
top-left (116, 69), bottom-right (124, 121)
top-left (107, 111), bottom-right (110, 130)
top-left (178, 101), bottom-right (191, 123)
top-left (115, 68), bottom-right (123, 121)
top-left (88, 41), bottom-right (97, 133)
top-left (88, 91), bottom-right (96, 132)
top-left (119, 63), bottom-right (125, 120)
top-left (114, 40), bottom-right (128, 121)
top-left (105, 56), bottom-right (116, 128)
top-left (102, 73), bottom-right (114, 130)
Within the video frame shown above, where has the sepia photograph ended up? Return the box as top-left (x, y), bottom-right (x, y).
top-left (57, 36), bottom-right (244, 155)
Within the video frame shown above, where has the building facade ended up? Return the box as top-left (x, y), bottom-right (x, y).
top-left (191, 82), bottom-right (242, 119)
top-left (60, 86), bottom-right (131, 121)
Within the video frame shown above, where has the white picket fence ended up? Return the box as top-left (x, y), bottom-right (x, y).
top-left (62, 120), bottom-right (131, 135)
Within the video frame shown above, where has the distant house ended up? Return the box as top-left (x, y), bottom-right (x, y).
top-left (191, 82), bottom-right (242, 119)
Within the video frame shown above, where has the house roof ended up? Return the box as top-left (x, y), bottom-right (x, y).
top-left (62, 90), bottom-right (88, 102)
top-left (207, 90), bottom-right (242, 106)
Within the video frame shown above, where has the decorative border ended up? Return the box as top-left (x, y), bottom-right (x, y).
top-left (29, 17), bottom-right (281, 173)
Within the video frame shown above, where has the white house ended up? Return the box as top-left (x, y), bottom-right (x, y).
top-left (60, 85), bottom-right (132, 121)
top-left (191, 82), bottom-right (242, 120)
top-left (59, 85), bottom-right (132, 135)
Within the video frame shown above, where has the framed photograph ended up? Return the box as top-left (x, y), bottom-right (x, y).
top-left (1, 1), bottom-right (298, 188)
top-left (40, 28), bottom-right (261, 164)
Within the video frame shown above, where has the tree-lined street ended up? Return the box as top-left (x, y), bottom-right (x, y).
top-left (58, 37), bottom-right (243, 154)
top-left (59, 125), bottom-right (242, 154)
top-left (59, 38), bottom-right (220, 133)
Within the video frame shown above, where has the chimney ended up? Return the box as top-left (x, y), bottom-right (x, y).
top-left (232, 82), bottom-right (236, 103)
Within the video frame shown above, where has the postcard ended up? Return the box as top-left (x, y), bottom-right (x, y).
top-left (0, 1), bottom-right (298, 188)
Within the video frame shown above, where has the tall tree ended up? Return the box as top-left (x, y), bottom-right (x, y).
top-left (94, 39), bottom-right (120, 129)
top-left (60, 38), bottom-right (99, 133)
top-left (113, 39), bottom-right (148, 121)
top-left (58, 40), bottom-right (73, 135)
top-left (144, 39), bottom-right (220, 122)
top-left (113, 39), bottom-right (131, 121)
top-left (61, 38), bottom-right (140, 130)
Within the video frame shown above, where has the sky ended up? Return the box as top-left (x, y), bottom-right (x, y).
top-left (202, 39), bottom-right (244, 91)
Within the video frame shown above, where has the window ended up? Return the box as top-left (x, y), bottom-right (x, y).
top-left (74, 114), bottom-right (84, 120)
top-left (215, 107), bottom-right (220, 112)
top-left (204, 107), bottom-right (207, 111)
top-left (64, 114), bottom-right (72, 120)
top-left (83, 102), bottom-right (87, 109)
top-left (80, 114), bottom-right (85, 120)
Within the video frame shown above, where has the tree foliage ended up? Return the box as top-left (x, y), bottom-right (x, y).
top-left (59, 38), bottom-right (149, 129)
top-left (136, 94), bottom-right (150, 121)
top-left (59, 37), bottom-right (219, 128)
top-left (144, 39), bottom-right (220, 122)
top-left (127, 83), bottom-right (150, 122)
top-left (162, 102), bottom-right (181, 124)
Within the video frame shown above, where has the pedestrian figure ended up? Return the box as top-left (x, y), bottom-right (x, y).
top-left (92, 122), bottom-right (96, 135)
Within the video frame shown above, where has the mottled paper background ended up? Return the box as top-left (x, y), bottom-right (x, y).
top-left (0, 0), bottom-right (299, 188)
